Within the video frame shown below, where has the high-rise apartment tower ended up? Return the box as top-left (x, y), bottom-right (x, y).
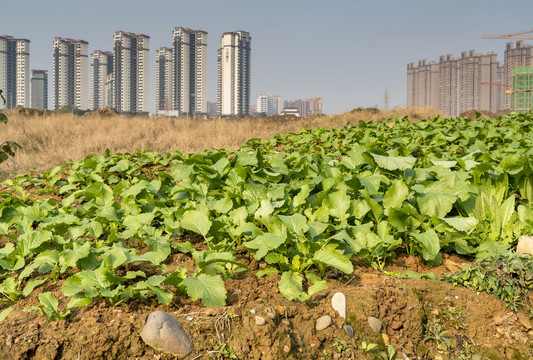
top-left (90, 50), bottom-right (113, 109)
top-left (53, 37), bottom-right (89, 110)
top-left (30, 70), bottom-right (48, 109)
top-left (156, 47), bottom-right (174, 111)
top-left (217, 31), bottom-right (251, 117)
top-left (0, 35), bottom-right (30, 109)
top-left (172, 27), bottom-right (207, 116)
top-left (113, 31), bottom-right (150, 113)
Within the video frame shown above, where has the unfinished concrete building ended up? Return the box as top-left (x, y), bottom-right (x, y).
top-left (504, 41), bottom-right (533, 108)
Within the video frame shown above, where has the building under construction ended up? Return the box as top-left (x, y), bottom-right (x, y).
top-left (510, 66), bottom-right (533, 113)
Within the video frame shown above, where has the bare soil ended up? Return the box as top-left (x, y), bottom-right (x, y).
top-left (0, 254), bottom-right (532, 360)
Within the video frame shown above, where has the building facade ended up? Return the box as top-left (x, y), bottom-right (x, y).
top-left (0, 35), bottom-right (30, 109)
top-left (438, 55), bottom-right (460, 117)
top-left (53, 37), bottom-right (88, 110)
top-left (257, 94), bottom-right (280, 116)
top-left (90, 50), bottom-right (113, 110)
top-left (217, 31), bottom-right (251, 117)
top-left (30, 69), bottom-right (48, 109)
top-left (283, 98), bottom-right (322, 117)
top-left (156, 47), bottom-right (174, 111)
top-left (113, 31), bottom-right (150, 113)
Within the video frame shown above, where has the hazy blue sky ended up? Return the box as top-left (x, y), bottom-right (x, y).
top-left (4, 0), bottom-right (533, 114)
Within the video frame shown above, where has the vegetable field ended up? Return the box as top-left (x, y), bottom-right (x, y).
top-left (1, 113), bottom-right (533, 314)
top-left (1, 112), bottom-right (533, 359)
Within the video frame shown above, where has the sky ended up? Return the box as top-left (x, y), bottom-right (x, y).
top-left (3, 0), bottom-right (533, 114)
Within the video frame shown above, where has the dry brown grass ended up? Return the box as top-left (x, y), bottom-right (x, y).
top-left (0, 106), bottom-right (441, 179)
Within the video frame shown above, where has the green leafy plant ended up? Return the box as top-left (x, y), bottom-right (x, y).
top-left (332, 339), bottom-right (350, 355)
top-left (24, 292), bottom-right (70, 321)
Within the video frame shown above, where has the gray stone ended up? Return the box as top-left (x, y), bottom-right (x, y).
top-left (331, 292), bottom-right (346, 319)
top-left (367, 316), bottom-right (382, 334)
top-left (315, 315), bottom-right (332, 331)
top-left (343, 324), bottom-right (354, 338)
top-left (141, 311), bottom-right (193, 357)
top-left (255, 315), bottom-right (266, 326)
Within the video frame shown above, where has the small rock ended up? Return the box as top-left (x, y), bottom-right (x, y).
top-left (255, 316), bottom-right (266, 326)
top-left (518, 313), bottom-right (532, 330)
top-left (249, 308), bottom-right (257, 315)
top-left (283, 344), bottom-right (291, 353)
top-left (367, 316), bottom-right (382, 334)
top-left (517, 236), bottom-right (533, 255)
top-left (381, 333), bottom-right (389, 344)
top-left (141, 311), bottom-right (193, 357)
top-left (315, 315), bottom-right (332, 331)
top-left (267, 312), bottom-right (276, 319)
top-left (331, 292), bottom-right (346, 319)
top-left (186, 316), bottom-right (193, 322)
top-left (343, 324), bottom-right (354, 338)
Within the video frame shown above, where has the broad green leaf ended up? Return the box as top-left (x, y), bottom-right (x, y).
top-left (308, 280), bottom-right (328, 296)
top-left (413, 230), bottom-right (440, 261)
top-left (278, 271), bottom-right (309, 302)
top-left (417, 192), bottom-right (457, 218)
top-left (255, 200), bottom-right (275, 218)
top-left (38, 292), bottom-right (59, 312)
top-left (313, 244), bottom-right (353, 274)
top-left (23, 279), bottom-right (47, 297)
top-left (244, 233), bottom-right (286, 260)
top-left (67, 293), bottom-right (93, 308)
top-left (371, 154), bottom-right (416, 171)
top-left (183, 274), bottom-right (226, 307)
top-left (383, 180), bottom-right (409, 212)
top-left (324, 191), bottom-right (351, 221)
top-left (17, 230), bottom-right (53, 257)
top-left (256, 267), bottom-right (279, 277)
top-left (278, 213), bottom-right (309, 236)
top-left (181, 210), bottom-right (212, 238)
top-left (441, 217), bottom-right (478, 232)
top-left (0, 307), bottom-right (13, 322)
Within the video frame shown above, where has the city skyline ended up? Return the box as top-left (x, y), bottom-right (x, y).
top-left (2, 0), bottom-right (533, 114)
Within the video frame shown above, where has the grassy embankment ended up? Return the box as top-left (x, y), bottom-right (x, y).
top-left (0, 107), bottom-right (440, 179)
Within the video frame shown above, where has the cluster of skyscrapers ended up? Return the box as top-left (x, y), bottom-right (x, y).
top-left (1, 29), bottom-right (252, 117)
top-left (407, 41), bottom-right (533, 116)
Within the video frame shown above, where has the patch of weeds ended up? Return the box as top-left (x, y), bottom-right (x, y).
top-left (439, 306), bottom-right (468, 330)
top-left (443, 253), bottom-right (533, 313)
top-left (213, 342), bottom-right (238, 359)
top-left (332, 339), bottom-right (350, 355)
top-left (376, 344), bottom-right (402, 360)
top-left (423, 322), bottom-right (452, 350)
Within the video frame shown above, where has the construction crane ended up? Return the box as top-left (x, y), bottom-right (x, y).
top-left (482, 29), bottom-right (533, 40)
top-left (506, 89), bottom-right (533, 94)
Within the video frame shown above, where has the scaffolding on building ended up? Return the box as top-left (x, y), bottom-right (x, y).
top-left (509, 66), bottom-right (533, 113)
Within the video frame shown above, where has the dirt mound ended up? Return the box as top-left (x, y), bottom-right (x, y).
top-left (0, 254), bottom-right (531, 360)
top-left (458, 110), bottom-right (499, 119)
top-left (7, 106), bottom-right (53, 117)
top-left (82, 106), bottom-right (118, 117)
